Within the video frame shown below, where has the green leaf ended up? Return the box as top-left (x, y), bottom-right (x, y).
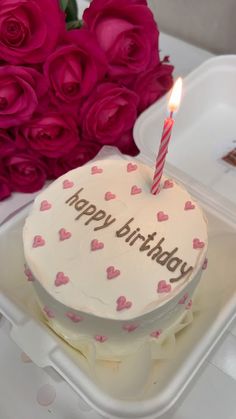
top-left (66, 19), bottom-right (82, 30)
top-left (60, 0), bottom-right (69, 11)
top-left (65, 0), bottom-right (78, 22)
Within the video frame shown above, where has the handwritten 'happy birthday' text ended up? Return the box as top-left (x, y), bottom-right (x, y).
top-left (65, 188), bottom-right (193, 282)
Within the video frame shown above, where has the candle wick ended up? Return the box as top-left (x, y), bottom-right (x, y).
top-left (169, 110), bottom-right (174, 119)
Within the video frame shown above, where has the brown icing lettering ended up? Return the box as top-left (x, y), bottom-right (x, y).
top-left (167, 257), bottom-right (183, 272)
top-left (148, 238), bottom-right (165, 258)
top-left (129, 233), bottom-right (145, 246)
top-left (66, 188), bottom-right (84, 205)
top-left (125, 228), bottom-right (140, 242)
top-left (156, 247), bottom-right (178, 265)
top-left (139, 232), bottom-right (157, 251)
top-left (65, 187), bottom-right (196, 282)
top-left (75, 199), bottom-right (90, 216)
top-left (94, 214), bottom-right (116, 231)
top-left (66, 189), bottom-right (116, 230)
top-left (85, 209), bottom-right (106, 225)
top-left (116, 218), bottom-right (134, 238)
top-left (170, 262), bottom-right (193, 282)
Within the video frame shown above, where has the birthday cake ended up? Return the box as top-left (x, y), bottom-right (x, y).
top-left (23, 158), bottom-right (208, 360)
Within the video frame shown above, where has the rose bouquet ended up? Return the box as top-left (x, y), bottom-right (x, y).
top-left (0, 0), bottom-right (174, 201)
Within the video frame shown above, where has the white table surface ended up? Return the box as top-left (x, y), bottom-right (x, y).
top-left (1, 2), bottom-right (236, 418)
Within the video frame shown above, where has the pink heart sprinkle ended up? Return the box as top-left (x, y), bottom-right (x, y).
top-left (105, 191), bottom-right (116, 201)
top-left (157, 280), bottom-right (171, 293)
top-left (66, 312), bottom-right (83, 322)
top-left (157, 211), bottom-right (169, 222)
top-left (59, 228), bottom-right (71, 241)
top-left (163, 179), bottom-right (173, 189)
top-left (33, 235), bottom-right (45, 248)
top-left (202, 257), bottom-right (208, 270)
top-left (21, 352), bottom-right (32, 363)
top-left (184, 200), bottom-right (195, 211)
top-left (40, 200), bottom-right (52, 211)
top-left (131, 185), bottom-right (142, 195)
top-left (150, 330), bottom-right (161, 338)
top-left (63, 179), bottom-right (74, 189)
top-left (95, 335), bottom-right (107, 343)
top-left (193, 238), bottom-right (205, 249)
top-left (116, 295), bottom-right (132, 311)
top-left (122, 324), bottom-right (138, 332)
top-left (186, 299), bottom-right (192, 310)
top-left (54, 272), bottom-right (69, 287)
top-left (36, 384), bottom-right (56, 407)
top-left (91, 166), bottom-right (103, 175)
top-left (43, 306), bottom-right (55, 319)
top-left (178, 293), bottom-right (189, 304)
top-left (91, 239), bottom-right (104, 251)
top-left (117, 296), bottom-right (126, 305)
top-left (24, 264), bottom-right (34, 281)
top-left (127, 162), bottom-right (137, 172)
top-left (107, 266), bottom-right (120, 279)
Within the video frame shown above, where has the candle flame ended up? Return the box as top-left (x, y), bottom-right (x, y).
top-left (168, 77), bottom-right (182, 113)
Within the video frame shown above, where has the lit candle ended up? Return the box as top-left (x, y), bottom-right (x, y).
top-left (151, 77), bottom-right (182, 195)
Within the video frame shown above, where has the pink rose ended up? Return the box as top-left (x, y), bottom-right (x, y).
top-left (45, 142), bottom-right (101, 178)
top-left (0, 66), bottom-right (48, 129)
top-left (125, 0), bottom-right (147, 3)
top-left (116, 130), bottom-right (139, 156)
top-left (44, 29), bottom-right (108, 107)
top-left (83, 0), bottom-right (159, 84)
top-left (133, 63), bottom-right (174, 113)
top-left (16, 111), bottom-right (80, 158)
top-left (79, 82), bottom-right (139, 144)
top-left (0, 174), bottom-right (11, 200)
top-left (0, 129), bottom-right (16, 158)
top-left (5, 153), bottom-right (46, 193)
top-left (0, 0), bottom-right (65, 64)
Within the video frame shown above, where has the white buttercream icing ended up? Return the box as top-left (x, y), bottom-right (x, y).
top-left (23, 159), bottom-right (208, 359)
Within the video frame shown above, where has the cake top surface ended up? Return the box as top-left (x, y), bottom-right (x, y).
top-left (23, 159), bottom-right (207, 320)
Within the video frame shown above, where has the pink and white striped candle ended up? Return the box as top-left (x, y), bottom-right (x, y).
top-left (151, 78), bottom-right (182, 195)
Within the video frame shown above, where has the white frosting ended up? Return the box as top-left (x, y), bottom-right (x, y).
top-left (23, 159), bottom-right (208, 360)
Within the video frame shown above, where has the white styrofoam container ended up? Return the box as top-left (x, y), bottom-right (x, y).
top-left (134, 55), bottom-right (236, 224)
top-left (1, 55), bottom-right (236, 419)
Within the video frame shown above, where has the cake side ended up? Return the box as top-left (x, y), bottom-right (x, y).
top-left (31, 260), bottom-right (203, 360)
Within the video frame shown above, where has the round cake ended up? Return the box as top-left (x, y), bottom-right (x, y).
top-left (23, 158), bottom-right (208, 360)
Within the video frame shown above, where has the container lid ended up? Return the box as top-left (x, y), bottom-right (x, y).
top-left (134, 55), bottom-right (236, 227)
